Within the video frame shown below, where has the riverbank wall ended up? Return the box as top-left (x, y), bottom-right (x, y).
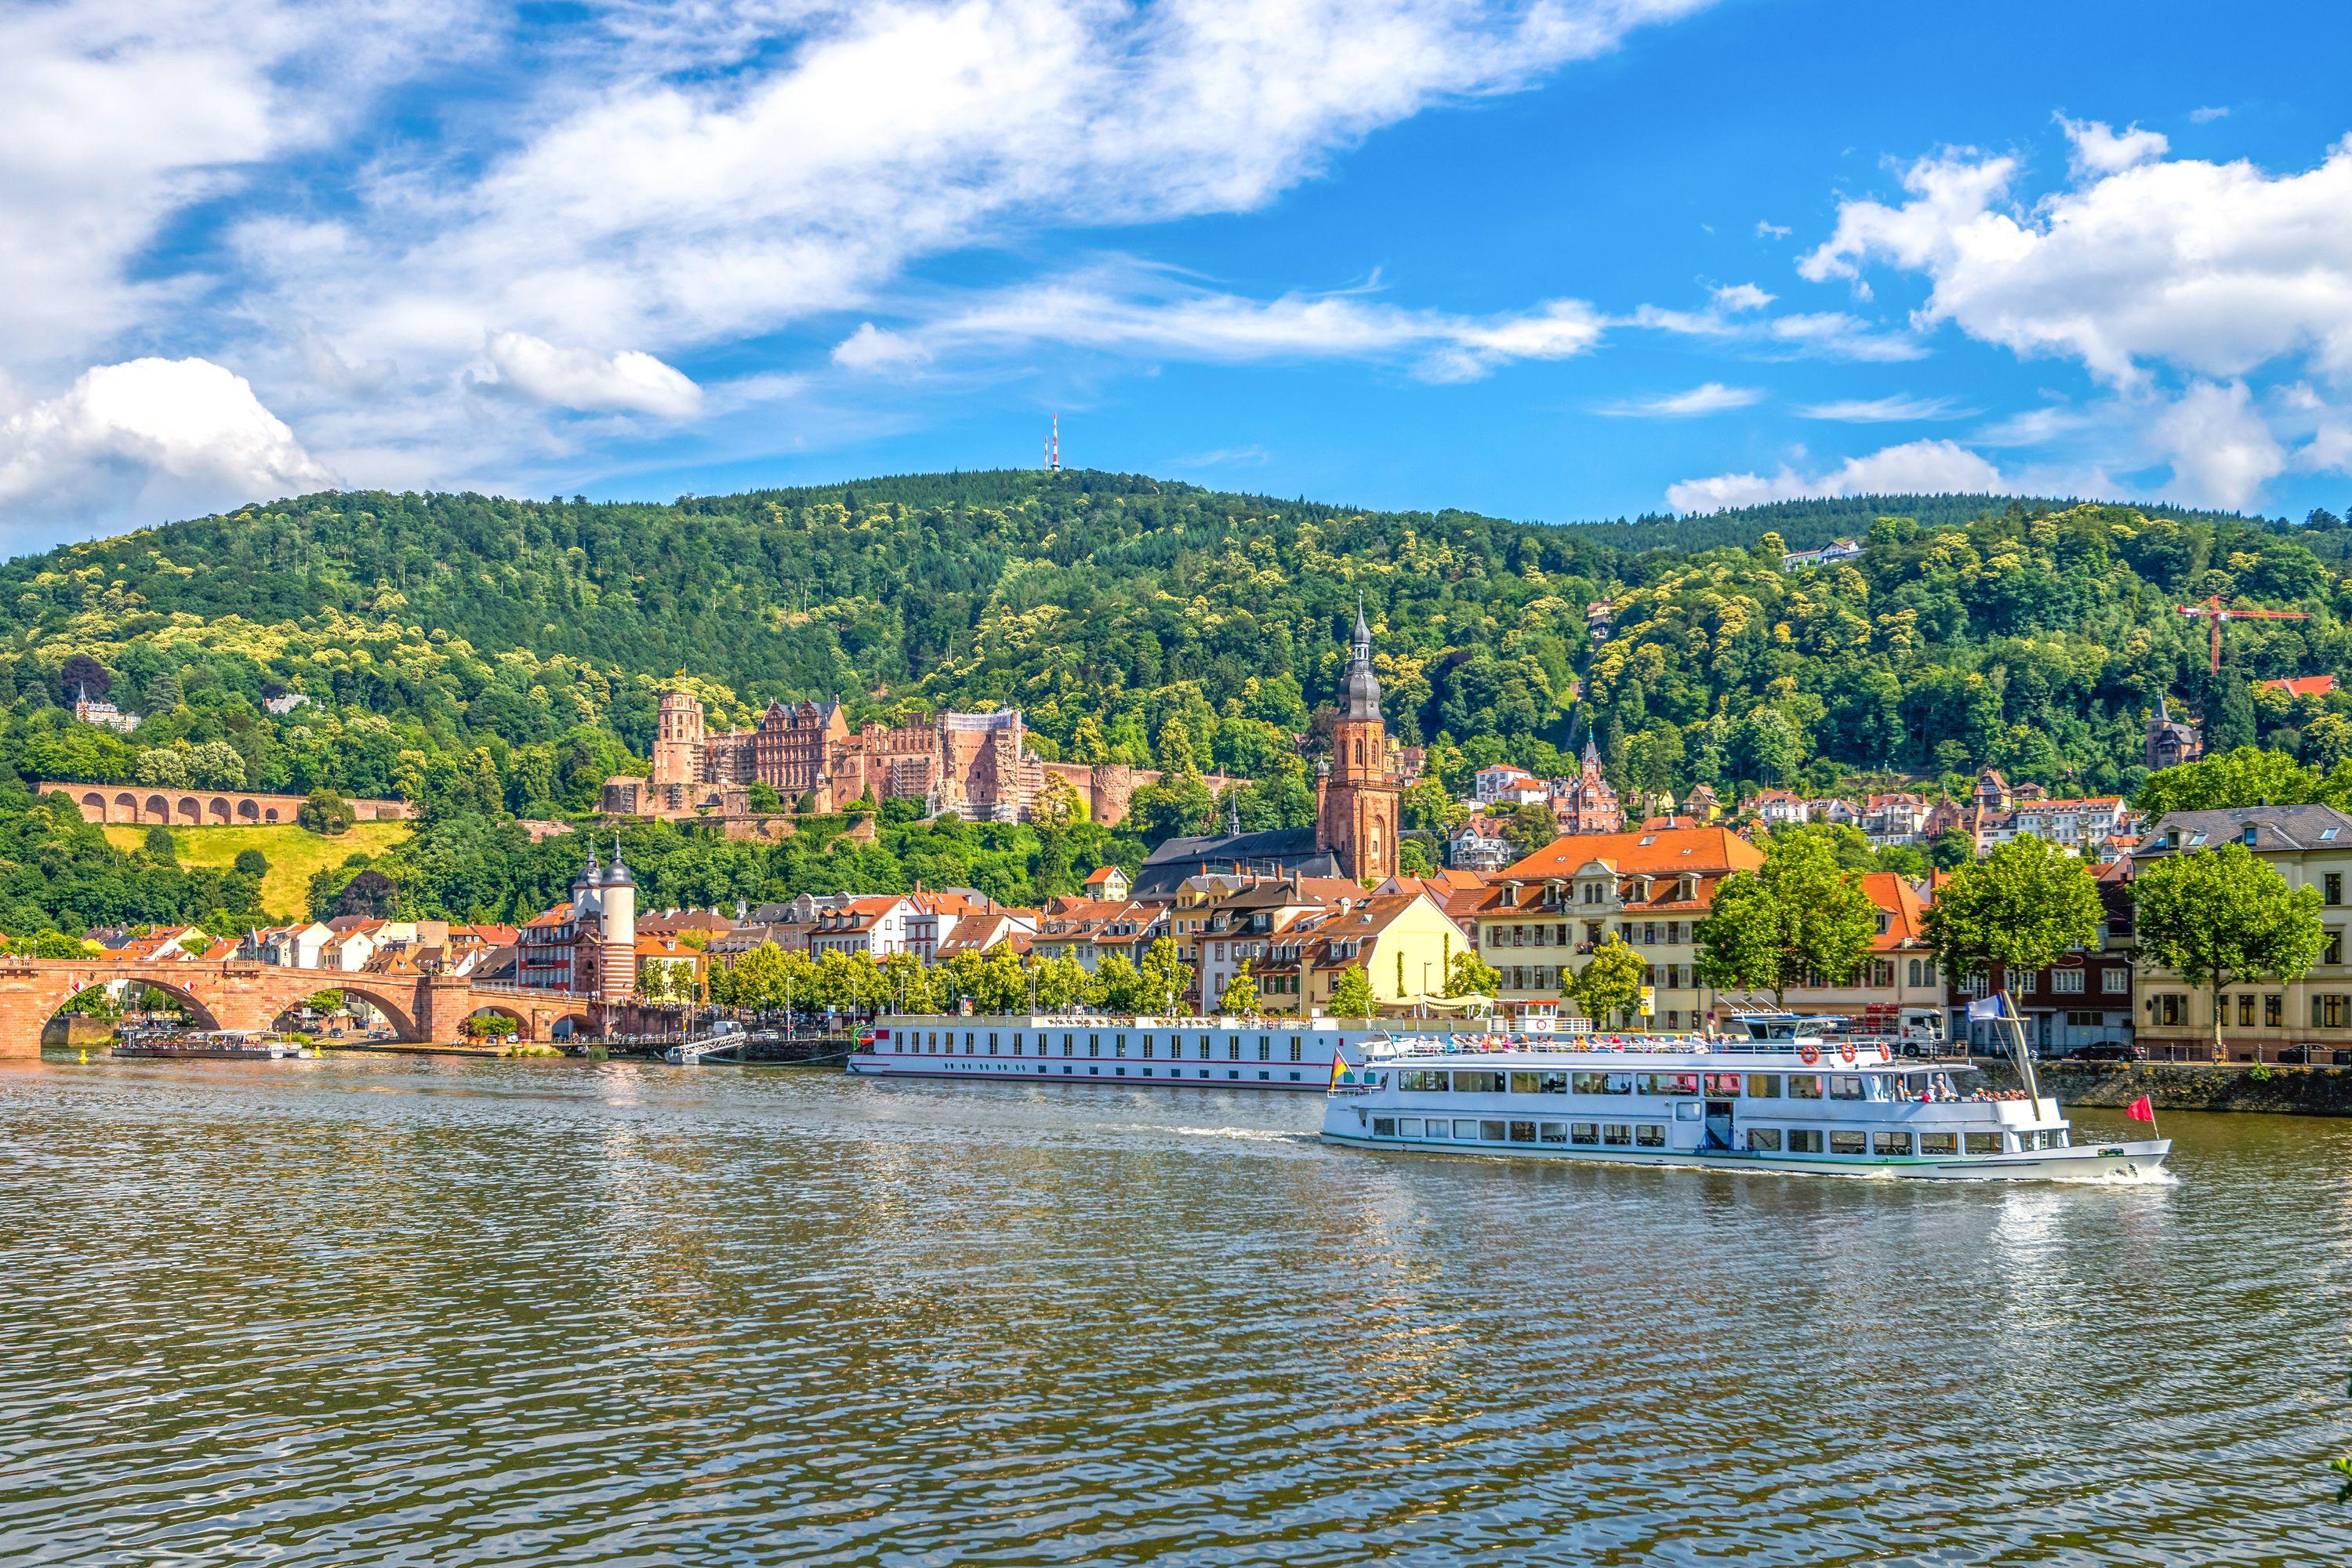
top-left (1968, 1055), bottom-right (2352, 1116)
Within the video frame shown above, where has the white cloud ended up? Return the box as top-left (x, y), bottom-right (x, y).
top-left (480, 332), bottom-right (703, 418)
top-left (1667, 438), bottom-right (2010, 513)
top-left (2059, 115), bottom-right (2169, 176)
top-left (832, 322), bottom-right (929, 372)
top-left (1599, 382), bottom-right (1762, 417)
top-left (2154, 380), bottom-right (2285, 509)
top-left (1712, 282), bottom-right (1774, 312)
top-left (1796, 394), bottom-right (1972, 422)
top-left (2190, 105), bottom-right (2230, 125)
top-left (1796, 127), bottom-right (2352, 507)
top-left (883, 270), bottom-right (1607, 381)
top-left (1755, 220), bottom-right (1791, 240)
top-left (0, 358), bottom-right (334, 532)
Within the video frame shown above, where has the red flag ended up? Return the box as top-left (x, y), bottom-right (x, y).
top-left (2125, 1094), bottom-right (2156, 1123)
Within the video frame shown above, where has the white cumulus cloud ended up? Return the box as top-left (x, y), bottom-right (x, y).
top-left (1667, 438), bottom-right (2011, 513)
top-left (481, 332), bottom-right (703, 418)
top-left (1797, 394), bottom-right (1972, 422)
top-left (2059, 115), bottom-right (2169, 176)
top-left (2154, 380), bottom-right (2286, 509)
top-left (0, 358), bottom-right (334, 532)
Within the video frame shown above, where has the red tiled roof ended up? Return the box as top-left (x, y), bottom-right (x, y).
top-left (1500, 826), bottom-right (1764, 880)
top-left (2259, 674), bottom-right (2337, 698)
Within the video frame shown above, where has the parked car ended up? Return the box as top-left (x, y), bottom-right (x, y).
top-left (2277, 1046), bottom-right (2310, 1063)
top-left (2070, 1041), bottom-right (2143, 1062)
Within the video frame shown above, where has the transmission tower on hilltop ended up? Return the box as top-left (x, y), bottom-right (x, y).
top-left (1044, 413), bottom-right (1061, 473)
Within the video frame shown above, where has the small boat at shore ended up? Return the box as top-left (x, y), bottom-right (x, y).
top-left (1321, 1012), bottom-right (2169, 1181)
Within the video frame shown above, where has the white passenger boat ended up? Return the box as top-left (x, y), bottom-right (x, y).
top-left (846, 1013), bottom-right (1399, 1089)
top-left (1321, 1013), bottom-right (2169, 1181)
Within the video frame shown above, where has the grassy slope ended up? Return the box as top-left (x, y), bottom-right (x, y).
top-left (103, 821), bottom-right (412, 917)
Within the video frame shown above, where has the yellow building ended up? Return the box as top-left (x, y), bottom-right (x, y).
top-left (1252, 890), bottom-right (1472, 1015)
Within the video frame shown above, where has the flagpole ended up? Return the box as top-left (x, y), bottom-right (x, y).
top-left (2002, 988), bottom-right (2043, 1110)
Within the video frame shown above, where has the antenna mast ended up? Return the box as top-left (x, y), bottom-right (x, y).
top-left (1047, 413), bottom-right (1061, 474)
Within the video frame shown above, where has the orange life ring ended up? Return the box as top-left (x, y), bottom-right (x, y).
top-left (1798, 1043), bottom-right (1821, 1065)
top-left (1875, 1041), bottom-right (1893, 1062)
top-left (1838, 1041), bottom-right (1857, 1064)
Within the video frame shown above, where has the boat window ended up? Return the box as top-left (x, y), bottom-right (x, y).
top-left (1509, 1071), bottom-right (1541, 1094)
top-left (1745, 1074), bottom-right (1782, 1099)
top-left (1638, 1072), bottom-right (1700, 1096)
top-left (1635, 1124), bottom-right (1666, 1148)
top-left (1788, 1074), bottom-right (1823, 1100)
top-left (1399, 1118), bottom-right (1423, 1137)
top-left (1788, 1129), bottom-right (1824, 1153)
top-left (1115, 1034), bottom-right (1126, 1057)
top-left (1454, 1070), bottom-right (1505, 1094)
top-left (1290, 1040), bottom-right (1302, 1062)
top-left (1829, 1075), bottom-right (1865, 1100)
top-left (1746, 1127), bottom-right (1783, 1152)
top-left (1918, 1132), bottom-right (1957, 1156)
top-left (1829, 1130), bottom-right (1867, 1155)
top-left (1571, 1122), bottom-right (1599, 1145)
top-left (1573, 1070), bottom-right (1630, 1094)
top-left (1703, 1073), bottom-right (1741, 1095)
top-left (1874, 1131), bottom-right (1913, 1156)
top-left (2051, 1129), bottom-right (2070, 1148)
top-left (2021, 1130), bottom-right (2045, 1152)
top-left (1508, 1120), bottom-right (1537, 1144)
top-left (1088, 1034), bottom-right (1100, 1057)
top-left (1479, 1120), bottom-right (1507, 1142)
top-left (1373, 1118), bottom-right (1396, 1137)
top-left (1536, 1071), bottom-right (1569, 1094)
top-left (1964, 1132), bottom-right (2003, 1155)
top-left (1258, 1037), bottom-right (1271, 1061)
top-left (964, 1034), bottom-right (975, 1054)
top-left (1012, 1034), bottom-right (1024, 1056)
top-left (1673, 1102), bottom-right (1701, 1121)
top-left (1454, 1119), bottom-right (1483, 1140)
top-left (1140, 1036), bottom-right (1152, 1058)
top-left (1539, 1121), bottom-right (1568, 1145)
top-left (1402, 1069), bottom-right (1448, 1091)
top-left (1602, 1123), bottom-right (1632, 1146)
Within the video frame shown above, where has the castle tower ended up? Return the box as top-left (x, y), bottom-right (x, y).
top-left (597, 839), bottom-right (637, 1002)
top-left (1316, 600), bottom-right (1400, 881)
top-left (653, 687), bottom-right (705, 788)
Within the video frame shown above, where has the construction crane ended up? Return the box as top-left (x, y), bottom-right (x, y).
top-left (2176, 593), bottom-right (2310, 674)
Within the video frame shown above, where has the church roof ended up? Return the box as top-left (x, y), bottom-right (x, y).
top-left (1134, 827), bottom-right (1344, 898)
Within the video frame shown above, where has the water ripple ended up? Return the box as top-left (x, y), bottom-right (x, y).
top-left (2, 1058), bottom-right (2350, 1565)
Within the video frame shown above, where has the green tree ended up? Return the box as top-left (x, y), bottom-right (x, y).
top-left (232, 848), bottom-right (269, 877)
top-left (1927, 826), bottom-right (1975, 869)
top-left (2132, 841), bottom-right (2325, 1048)
top-left (1138, 937), bottom-right (1193, 1016)
top-left (1031, 951), bottom-right (1094, 1012)
top-left (143, 824), bottom-right (177, 862)
top-left (1504, 800), bottom-right (1557, 856)
top-left (299, 789), bottom-right (356, 835)
top-left (1218, 959), bottom-right (1260, 1015)
top-left (2135, 746), bottom-right (2325, 815)
top-left (1094, 953), bottom-right (1145, 1014)
top-left (1329, 964), bottom-right (1377, 1020)
top-left (1570, 933), bottom-right (1648, 1025)
top-left (1443, 949), bottom-right (1501, 999)
top-left (1925, 834), bottom-right (2105, 1001)
top-left (1694, 833), bottom-right (1877, 1005)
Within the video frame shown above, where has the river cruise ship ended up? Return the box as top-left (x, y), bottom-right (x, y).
top-left (1322, 1014), bottom-right (2169, 1181)
top-left (846, 1013), bottom-right (1403, 1089)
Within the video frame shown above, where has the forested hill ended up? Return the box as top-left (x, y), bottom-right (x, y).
top-left (0, 470), bottom-right (2347, 820)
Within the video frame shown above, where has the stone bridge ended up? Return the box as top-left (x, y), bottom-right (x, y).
top-left (0, 960), bottom-right (619, 1058)
top-left (34, 782), bottom-right (414, 827)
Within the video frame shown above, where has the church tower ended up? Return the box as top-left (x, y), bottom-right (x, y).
top-left (1316, 601), bottom-right (1401, 882)
top-left (597, 840), bottom-right (637, 1002)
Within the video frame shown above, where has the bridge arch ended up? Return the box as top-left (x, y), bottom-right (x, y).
top-left (146, 793), bottom-right (169, 822)
top-left (31, 971), bottom-right (226, 1035)
top-left (549, 1011), bottom-right (596, 1040)
top-left (461, 1004), bottom-right (532, 1041)
top-left (330, 982), bottom-right (422, 1041)
top-left (112, 791), bottom-right (138, 822)
top-left (175, 796), bottom-right (200, 824)
top-left (81, 791), bottom-right (105, 820)
top-left (206, 797), bottom-right (231, 823)
top-left (237, 799), bottom-right (260, 821)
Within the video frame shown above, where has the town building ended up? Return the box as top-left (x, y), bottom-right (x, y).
top-left (1780, 539), bottom-right (1864, 571)
top-left (1549, 736), bottom-right (1624, 833)
top-left (1250, 890), bottom-right (1473, 1014)
top-left (2130, 804), bottom-right (2352, 1059)
top-left (1473, 764), bottom-right (1547, 806)
top-left (1447, 813), bottom-right (1515, 872)
top-left (1460, 825), bottom-right (1766, 1029)
top-left (1082, 865), bottom-right (1131, 902)
top-left (71, 688), bottom-right (140, 734)
top-left (2257, 674), bottom-right (2338, 701)
top-left (2145, 695), bottom-right (2202, 772)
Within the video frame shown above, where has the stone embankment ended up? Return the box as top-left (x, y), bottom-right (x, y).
top-left (1968, 1056), bottom-right (2352, 1116)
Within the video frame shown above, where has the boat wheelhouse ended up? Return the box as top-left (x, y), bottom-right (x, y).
top-left (846, 1013), bottom-right (1400, 1089)
top-left (1322, 1013), bottom-right (2167, 1181)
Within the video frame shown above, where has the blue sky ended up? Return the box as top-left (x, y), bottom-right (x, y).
top-left (4, 0), bottom-right (2350, 547)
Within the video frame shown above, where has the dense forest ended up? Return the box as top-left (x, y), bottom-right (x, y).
top-left (0, 470), bottom-right (2349, 932)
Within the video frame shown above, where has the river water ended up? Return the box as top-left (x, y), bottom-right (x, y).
top-left (2, 1055), bottom-right (2349, 1566)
